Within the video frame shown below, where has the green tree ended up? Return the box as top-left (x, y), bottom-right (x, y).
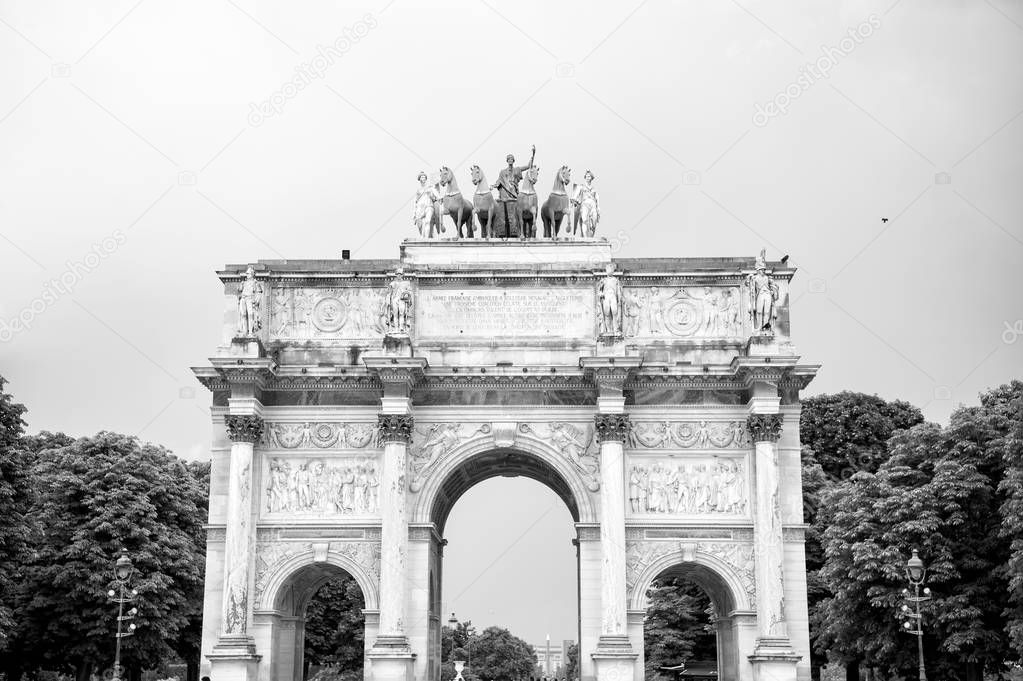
top-left (15, 432), bottom-right (206, 681)
top-left (467, 626), bottom-right (535, 681)
top-left (643, 577), bottom-right (715, 681)
top-left (303, 574), bottom-right (365, 673)
top-left (440, 621), bottom-right (479, 681)
top-left (997, 381), bottom-right (1023, 653)
top-left (0, 377), bottom-right (30, 652)
top-left (174, 459), bottom-right (211, 681)
top-left (800, 391), bottom-right (923, 679)
top-left (815, 383), bottom-right (1021, 679)
top-left (564, 642), bottom-right (578, 681)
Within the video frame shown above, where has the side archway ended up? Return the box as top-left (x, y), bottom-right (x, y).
top-left (259, 546), bottom-right (380, 613)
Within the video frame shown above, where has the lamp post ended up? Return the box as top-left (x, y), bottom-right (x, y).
top-left (900, 549), bottom-right (931, 681)
top-left (447, 612), bottom-right (470, 675)
top-left (107, 549), bottom-right (138, 681)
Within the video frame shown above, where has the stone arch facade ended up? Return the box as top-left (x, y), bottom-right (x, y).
top-left (410, 428), bottom-right (600, 529)
top-left (627, 543), bottom-right (753, 613)
top-left (258, 545), bottom-right (380, 614)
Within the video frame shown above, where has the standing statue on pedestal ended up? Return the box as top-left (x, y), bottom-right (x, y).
top-left (237, 266), bottom-right (263, 337)
top-left (413, 171), bottom-right (442, 238)
top-left (746, 249), bottom-right (779, 334)
top-left (491, 145), bottom-right (536, 238)
top-left (572, 170), bottom-right (600, 237)
top-left (386, 269), bottom-right (413, 334)
top-left (597, 264), bottom-right (622, 337)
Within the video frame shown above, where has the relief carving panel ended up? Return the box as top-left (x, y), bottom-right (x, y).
top-left (628, 456), bottom-right (749, 516)
top-left (260, 422), bottom-right (377, 449)
top-left (263, 455), bottom-right (380, 517)
top-left (623, 286), bottom-right (743, 338)
top-left (628, 420), bottom-right (750, 450)
top-left (625, 540), bottom-right (756, 609)
top-left (270, 287), bottom-right (386, 340)
top-left (253, 540), bottom-right (380, 609)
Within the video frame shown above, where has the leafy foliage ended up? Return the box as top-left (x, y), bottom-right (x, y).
top-left (0, 377), bottom-right (30, 651)
top-left (814, 382), bottom-right (1022, 677)
top-left (464, 626), bottom-right (535, 681)
top-left (643, 576), bottom-right (715, 681)
top-left (997, 381), bottom-right (1023, 651)
top-left (13, 432), bottom-right (206, 677)
top-left (564, 642), bottom-right (578, 681)
top-left (304, 574), bottom-right (365, 671)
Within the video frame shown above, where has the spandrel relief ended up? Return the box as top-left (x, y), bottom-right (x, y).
top-left (623, 286), bottom-right (743, 338)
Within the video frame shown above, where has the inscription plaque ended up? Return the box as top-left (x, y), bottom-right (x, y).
top-left (417, 288), bottom-right (593, 338)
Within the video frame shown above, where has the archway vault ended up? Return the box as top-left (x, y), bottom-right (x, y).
top-left (259, 546), bottom-right (380, 614)
top-left (628, 546), bottom-right (753, 614)
top-left (410, 433), bottom-right (599, 533)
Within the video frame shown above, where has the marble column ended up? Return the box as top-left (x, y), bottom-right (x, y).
top-left (368, 413), bottom-right (415, 681)
top-left (207, 415), bottom-right (263, 681)
top-left (746, 413), bottom-right (799, 679)
top-left (591, 413), bottom-right (637, 681)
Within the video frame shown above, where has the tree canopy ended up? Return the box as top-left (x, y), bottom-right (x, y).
top-left (0, 376), bottom-right (30, 651)
top-left (304, 573), bottom-right (366, 672)
top-left (643, 576), bottom-right (715, 681)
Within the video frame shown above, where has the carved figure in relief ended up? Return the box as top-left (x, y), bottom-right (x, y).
top-left (747, 248), bottom-right (780, 334)
top-left (597, 264), bottom-right (622, 336)
top-left (629, 460), bottom-right (748, 515)
top-left (265, 457), bottom-right (379, 515)
top-left (386, 269), bottom-right (413, 334)
top-left (623, 289), bottom-right (643, 337)
top-left (646, 287), bottom-right (667, 334)
top-left (718, 288), bottom-right (740, 336)
top-left (236, 266), bottom-right (262, 337)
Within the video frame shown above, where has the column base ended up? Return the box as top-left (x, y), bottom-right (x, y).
top-left (207, 636), bottom-right (261, 681)
top-left (749, 637), bottom-right (800, 681)
top-left (368, 636), bottom-right (416, 681)
top-left (592, 635), bottom-right (638, 681)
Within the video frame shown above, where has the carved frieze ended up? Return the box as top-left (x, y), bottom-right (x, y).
top-left (259, 422), bottom-right (377, 450)
top-left (627, 457), bottom-right (748, 516)
top-left (264, 456), bottom-right (380, 517)
top-left (519, 422), bottom-right (600, 491)
top-left (623, 286), bottom-right (743, 338)
top-left (270, 287), bottom-right (386, 340)
top-left (628, 420), bottom-right (750, 450)
top-left (625, 540), bottom-right (756, 609)
top-left (408, 422), bottom-right (492, 492)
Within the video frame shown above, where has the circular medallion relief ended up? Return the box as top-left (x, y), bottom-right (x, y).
top-left (663, 299), bottom-right (702, 336)
top-left (312, 297), bottom-right (348, 332)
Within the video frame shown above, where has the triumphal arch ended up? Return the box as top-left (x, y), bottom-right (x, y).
top-left (194, 237), bottom-right (818, 681)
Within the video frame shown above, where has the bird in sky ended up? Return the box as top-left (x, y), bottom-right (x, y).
top-left (881, 217), bottom-right (889, 223)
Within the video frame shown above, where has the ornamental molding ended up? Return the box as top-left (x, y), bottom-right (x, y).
top-left (226, 415), bottom-right (264, 443)
top-left (377, 414), bottom-right (414, 444)
top-left (746, 414), bottom-right (783, 443)
top-left (594, 413), bottom-right (632, 443)
top-left (628, 420), bottom-right (751, 450)
top-left (422, 374), bottom-right (591, 391)
top-left (259, 422), bottom-right (378, 450)
top-left (625, 539), bottom-right (756, 609)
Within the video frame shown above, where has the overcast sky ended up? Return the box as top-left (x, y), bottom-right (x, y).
top-left (2, 0), bottom-right (1022, 646)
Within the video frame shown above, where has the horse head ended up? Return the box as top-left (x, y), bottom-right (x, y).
top-left (438, 166), bottom-right (453, 187)
top-left (470, 164), bottom-right (485, 187)
top-left (524, 165), bottom-right (539, 186)
top-left (554, 165), bottom-right (571, 190)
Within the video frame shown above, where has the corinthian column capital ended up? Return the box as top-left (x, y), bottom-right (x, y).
top-left (377, 414), bottom-right (414, 444)
top-left (225, 415), bottom-right (264, 443)
top-left (746, 413), bottom-right (783, 443)
top-left (594, 413), bottom-right (631, 443)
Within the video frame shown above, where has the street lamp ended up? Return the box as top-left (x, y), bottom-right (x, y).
top-left (900, 549), bottom-right (931, 681)
top-left (447, 612), bottom-right (471, 674)
top-left (108, 549), bottom-right (139, 681)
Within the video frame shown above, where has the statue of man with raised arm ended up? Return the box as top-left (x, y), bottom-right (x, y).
top-left (492, 145), bottom-right (536, 237)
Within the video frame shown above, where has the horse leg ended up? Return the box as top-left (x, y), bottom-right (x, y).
top-left (487, 204), bottom-right (495, 239)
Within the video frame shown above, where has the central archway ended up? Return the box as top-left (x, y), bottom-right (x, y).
top-left (409, 434), bottom-right (599, 681)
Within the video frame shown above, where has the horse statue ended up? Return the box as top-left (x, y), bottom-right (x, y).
top-left (438, 166), bottom-right (474, 238)
top-left (517, 165), bottom-right (539, 239)
top-left (469, 165), bottom-right (496, 238)
top-left (541, 165), bottom-right (573, 239)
